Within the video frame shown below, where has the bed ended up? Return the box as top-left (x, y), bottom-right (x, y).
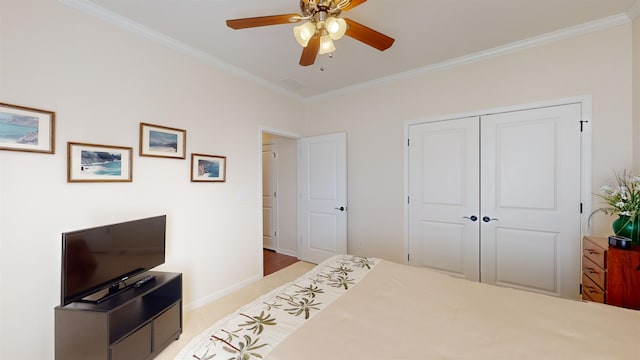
top-left (176, 255), bottom-right (640, 359)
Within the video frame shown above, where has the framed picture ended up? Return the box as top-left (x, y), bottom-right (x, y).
top-left (139, 122), bottom-right (186, 159)
top-left (191, 153), bottom-right (226, 182)
top-left (0, 102), bottom-right (55, 154)
top-left (68, 142), bottom-right (133, 183)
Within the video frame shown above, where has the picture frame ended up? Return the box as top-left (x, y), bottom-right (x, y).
top-left (67, 142), bottom-right (133, 183)
top-left (191, 153), bottom-right (226, 182)
top-left (139, 122), bottom-right (186, 159)
top-left (0, 102), bottom-right (55, 154)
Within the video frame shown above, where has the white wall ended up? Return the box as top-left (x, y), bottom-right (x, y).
top-left (304, 24), bottom-right (634, 263)
top-left (0, 2), bottom-right (303, 359)
top-left (634, 16), bottom-right (640, 171)
top-left (261, 133), bottom-right (298, 256)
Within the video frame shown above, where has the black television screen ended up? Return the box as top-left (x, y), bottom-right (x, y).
top-left (61, 215), bottom-right (166, 306)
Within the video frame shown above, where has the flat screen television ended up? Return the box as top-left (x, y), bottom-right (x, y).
top-left (60, 215), bottom-right (166, 306)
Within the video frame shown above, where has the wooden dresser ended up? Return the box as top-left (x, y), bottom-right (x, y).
top-left (581, 236), bottom-right (640, 310)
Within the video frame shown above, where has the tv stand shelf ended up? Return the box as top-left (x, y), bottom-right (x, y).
top-left (55, 271), bottom-right (182, 360)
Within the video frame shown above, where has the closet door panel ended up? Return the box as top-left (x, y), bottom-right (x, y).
top-left (408, 117), bottom-right (480, 280)
top-left (417, 221), bottom-right (465, 274)
top-left (494, 229), bottom-right (558, 292)
top-left (496, 121), bottom-right (556, 209)
top-left (480, 104), bottom-right (582, 298)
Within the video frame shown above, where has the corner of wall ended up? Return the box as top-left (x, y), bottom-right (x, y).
top-left (628, 0), bottom-right (640, 21)
top-left (633, 14), bottom-right (640, 172)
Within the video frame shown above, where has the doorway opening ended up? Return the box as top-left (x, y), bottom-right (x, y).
top-left (261, 130), bottom-right (299, 273)
top-left (263, 249), bottom-right (298, 275)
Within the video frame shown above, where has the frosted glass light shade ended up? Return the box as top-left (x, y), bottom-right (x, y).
top-left (293, 22), bottom-right (316, 47)
top-left (325, 17), bottom-right (347, 40)
top-left (318, 35), bottom-right (336, 54)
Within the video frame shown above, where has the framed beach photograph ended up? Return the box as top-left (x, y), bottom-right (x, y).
top-left (140, 122), bottom-right (186, 159)
top-left (191, 153), bottom-right (226, 182)
top-left (67, 142), bottom-right (133, 183)
top-left (0, 102), bottom-right (55, 154)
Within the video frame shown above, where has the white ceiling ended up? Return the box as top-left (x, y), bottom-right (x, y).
top-left (63, 0), bottom-right (638, 99)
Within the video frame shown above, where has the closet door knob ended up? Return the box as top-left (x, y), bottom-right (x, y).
top-left (463, 215), bottom-right (478, 222)
top-left (482, 216), bottom-right (499, 223)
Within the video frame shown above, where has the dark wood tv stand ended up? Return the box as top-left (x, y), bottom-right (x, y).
top-left (55, 271), bottom-right (182, 360)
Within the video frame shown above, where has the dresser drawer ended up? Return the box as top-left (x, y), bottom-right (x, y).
top-left (582, 256), bottom-right (605, 290)
top-left (582, 273), bottom-right (605, 303)
top-left (583, 237), bottom-right (607, 269)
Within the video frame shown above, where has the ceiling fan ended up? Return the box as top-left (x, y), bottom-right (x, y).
top-left (226, 0), bottom-right (395, 66)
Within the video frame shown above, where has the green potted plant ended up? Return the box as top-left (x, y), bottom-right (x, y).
top-left (591, 170), bottom-right (640, 244)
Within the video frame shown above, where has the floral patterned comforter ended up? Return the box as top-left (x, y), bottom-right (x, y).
top-left (175, 255), bottom-right (379, 360)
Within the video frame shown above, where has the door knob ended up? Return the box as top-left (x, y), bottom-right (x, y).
top-left (334, 206), bottom-right (346, 211)
top-left (463, 215), bottom-right (478, 222)
top-left (482, 216), bottom-right (499, 223)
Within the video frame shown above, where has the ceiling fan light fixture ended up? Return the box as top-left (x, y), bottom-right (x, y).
top-left (293, 21), bottom-right (316, 47)
top-left (318, 34), bottom-right (336, 54)
top-left (325, 16), bottom-right (346, 40)
top-left (226, 0), bottom-right (394, 66)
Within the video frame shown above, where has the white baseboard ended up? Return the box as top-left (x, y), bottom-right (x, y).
top-left (182, 274), bottom-right (262, 312)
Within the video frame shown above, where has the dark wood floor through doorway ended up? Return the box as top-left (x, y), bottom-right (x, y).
top-left (263, 249), bottom-right (298, 275)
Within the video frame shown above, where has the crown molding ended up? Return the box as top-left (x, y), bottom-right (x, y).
top-left (59, 0), bottom-right (304, 101)
top-left (59, 1), bottom-right (632, 102)
top-left (309, 13), bottom-right (631, 101)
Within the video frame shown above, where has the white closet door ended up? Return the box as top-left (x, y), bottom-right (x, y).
top-left (408, 103), bottom-right (583, 299)
top-left (408, 117), bottom-right (480, 280)
top-left (480, 104), bottom-right (582, 298)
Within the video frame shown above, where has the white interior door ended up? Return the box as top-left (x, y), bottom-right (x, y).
top-left (298, 132), bottom-right (347, 264)
top-left (262, 144), bottom-right (277, 250)
top-left (408, 117), bottom-right (480, 280)
top-left (480, 104), bottom-right (582, 298)
top-left (408, 102), bottom-right (583, 299)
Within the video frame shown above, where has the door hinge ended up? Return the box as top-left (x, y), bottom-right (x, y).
top-left (274, 230), bottom-right (277, 237)
top-left (274, 191), bottom-right (277, 198)
top-left (407, 253), bottom-right (410, 262)
top-left (407, 196), bottom-right (410, 204)
top-left (273, 152), bottom-right (276, 158)
top-left (580, 120), bottom-right (589, 132)
top-left (580, 202), bottom-right (583, 214)
top-left (407, 138), bottom-right (410, 147)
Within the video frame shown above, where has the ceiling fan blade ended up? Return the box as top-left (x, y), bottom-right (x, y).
top-left (226, 14), bottom-right (300, 29)
top-left (299, 35), bottom-right (320, 66)
top-left (342, 0), bottom-right (367, 11)
top-left (344, 18), bottom-right (394, 51)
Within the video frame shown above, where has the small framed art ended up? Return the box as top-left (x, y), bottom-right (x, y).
top-left (0, 102), bottom-right (55, 154)
top-left (191, 153), bottom-right (226, 182)
top-left (68, 142), bottom-right (133, 182)
top-left (140, 122), bottom-right (186, 159)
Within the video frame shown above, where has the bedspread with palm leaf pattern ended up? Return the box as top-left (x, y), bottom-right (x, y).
top-left (176, 255), bottom-right (378, 360)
